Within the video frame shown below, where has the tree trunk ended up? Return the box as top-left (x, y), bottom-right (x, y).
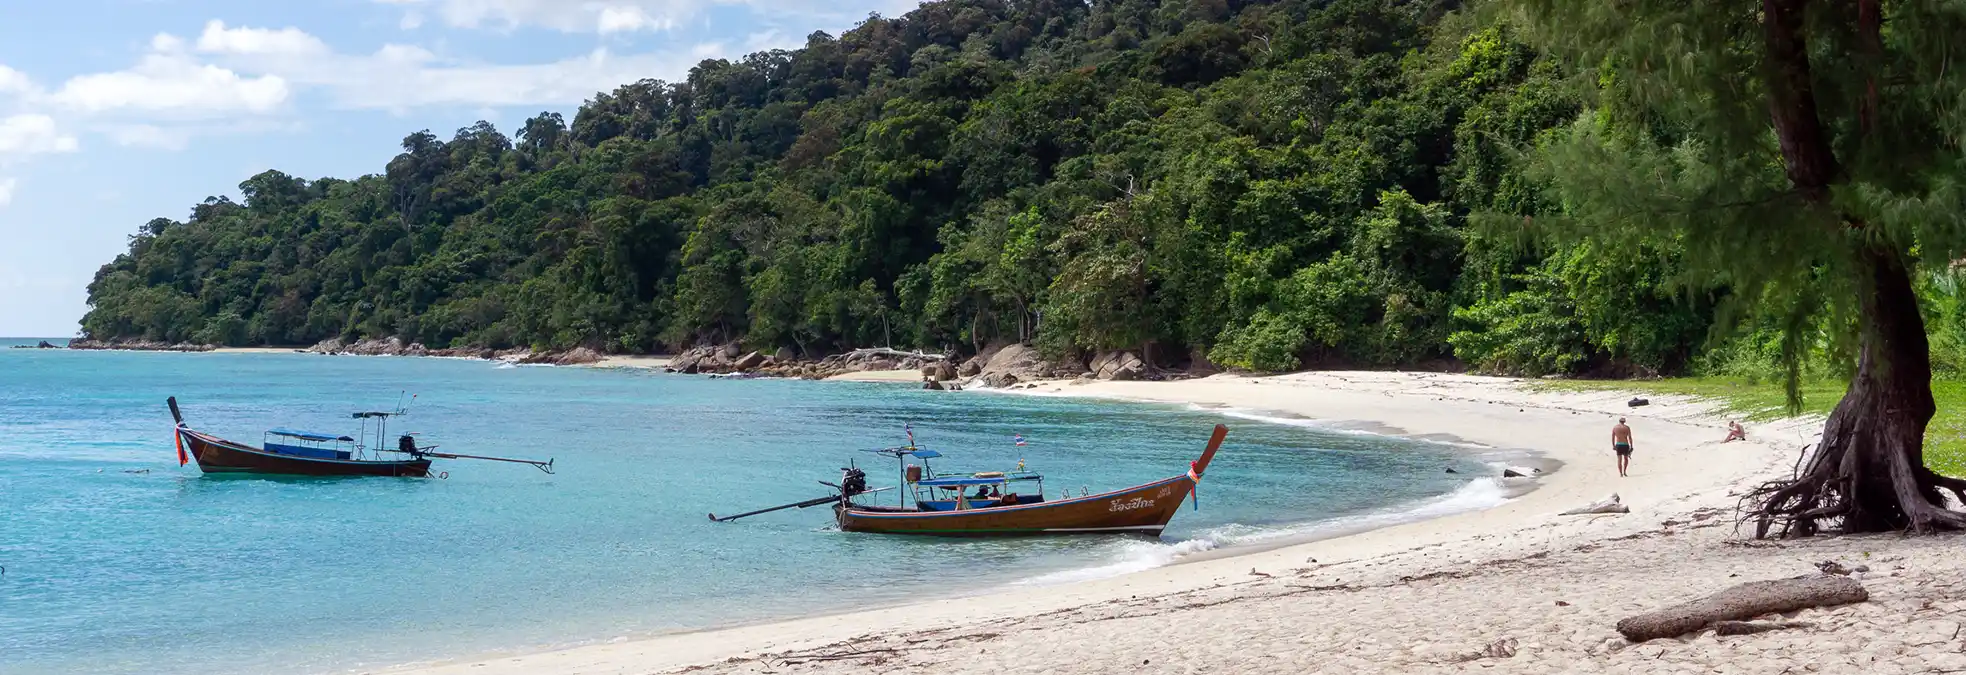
top-left (1747, 245), bottom-right (1966, 536)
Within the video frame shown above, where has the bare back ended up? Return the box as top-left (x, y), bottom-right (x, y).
top-left (1612, 423), bottom-right (1632, 445)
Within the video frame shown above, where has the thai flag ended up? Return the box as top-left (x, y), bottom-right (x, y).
top-left (1014, 434), bottom-right (1026, 446)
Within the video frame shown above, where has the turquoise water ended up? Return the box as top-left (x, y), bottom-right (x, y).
top-left (0, 340), bottom-right (1496, 674)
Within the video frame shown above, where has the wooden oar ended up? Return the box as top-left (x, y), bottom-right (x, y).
top-left (709, 487), bottom-right (892, 523)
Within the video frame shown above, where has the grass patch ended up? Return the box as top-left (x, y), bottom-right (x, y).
top-left (1537, 377), bottom-right (1966, 478)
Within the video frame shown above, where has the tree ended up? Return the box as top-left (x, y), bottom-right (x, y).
top-left (1499, 0), bottom-right (1966, 534)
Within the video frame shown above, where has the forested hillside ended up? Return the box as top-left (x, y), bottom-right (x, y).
top-left (75, 0), bottom-right (1966, 377)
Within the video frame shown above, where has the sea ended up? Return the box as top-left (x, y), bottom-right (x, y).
top-left (0, 339), bottom-right (1514, 674)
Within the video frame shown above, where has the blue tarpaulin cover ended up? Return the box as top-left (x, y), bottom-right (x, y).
top-left (266, 428), bottom-right (352, 442)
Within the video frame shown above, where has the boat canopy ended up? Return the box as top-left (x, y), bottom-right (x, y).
top-left (266, 428), bottom-right (354, 442)
top-left (915, 476), bottom-right (1010, 487)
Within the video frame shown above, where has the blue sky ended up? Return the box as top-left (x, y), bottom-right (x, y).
top-left (0, 0), bottom-right (920, 337)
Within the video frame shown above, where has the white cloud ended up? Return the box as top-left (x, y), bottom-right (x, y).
top-left (373, 0), bottom-right (922, 34)
top-left (150, 33), bottom-right (187, 54)
top-left (0, 64), bottom-right (34, 97)
top-left (0, 115), bottom-right (79, 157)
top-left (597, 6), bottom-right (670, 33)
top-left (195, 20), bottom-right (330, 57)
top-left (0, 177), bottom-right (15, 207)
top-left (51, 52), bottom-right (289, 116)
top-left (106, 124), bottom-right (190, 150)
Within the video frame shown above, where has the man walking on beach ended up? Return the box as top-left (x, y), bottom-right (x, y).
top-left (1612, 418), bottom-right (1634, 477)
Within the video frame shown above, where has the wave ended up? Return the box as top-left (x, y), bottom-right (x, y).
top-left (1012, 477), bottom-right (1511, 587)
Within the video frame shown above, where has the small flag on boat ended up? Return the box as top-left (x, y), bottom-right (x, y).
top-left (1014, 434), bottom-right (1026, 447)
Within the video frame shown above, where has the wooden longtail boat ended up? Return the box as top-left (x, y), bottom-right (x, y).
top-left (167, 396), bottom-right (551, 477)
top-left (835, 425), bottom-right (1225, 536)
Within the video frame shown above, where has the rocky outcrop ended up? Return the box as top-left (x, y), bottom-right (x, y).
top-left (1089, 351), bottom-right (1146, 381)
top-left (733, 350), bottom-right (767, 370)
top-left (36, 340), bottom-right (57, 349)
top-left (974, 344), bottom-right (1083, 388)
top-left (67, 339), bottom-right (215, 352)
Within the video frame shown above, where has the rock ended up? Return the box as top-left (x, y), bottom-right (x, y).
top-left (773, 346), bottom-right (795, 361)
top-left (1187, 347), bottom-right (1220, 375)
top-left (733, 351), bottom-right (766, 370)
top-left (554, 347), bottom-right (603, 366)
top-left (404, 342), bottom-right (430, 357)
top-left (977, 343), bottom-right (1082, 388)
top-left (36, 340), bottom-right (57, 349)
top-left (1502, 466), bottom-right (1542, 478)
top-left (959, 357), bottom-right (983, 377)
top-left (719, 343), bottom-right (741, 359)
top-left (1090, 351), bottom-right (1147, 379)
top-left (932, 360), bottom-right (957, 381)
top-left (307, 338), bottom-right (346, 354)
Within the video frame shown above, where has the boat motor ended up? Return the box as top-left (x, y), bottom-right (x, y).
top-left (839, 467), bottom-right (868, 497)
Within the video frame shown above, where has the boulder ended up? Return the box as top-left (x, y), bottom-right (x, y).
top-left (1108, 364), bottom-right (1144, 381)
top-left (36, 340), bottom-right (57, 349)
top-left (978, 343), bottom-right (1046, 388)
top-left (554, 347), bottom-right (603, 366)
top-left (959, 357), bottom-right (984, 377)
top-left (1187, 347), bottom-right (1221, 375)
top-left (733, 350), bottom-right (766, 370)
top-left (932, 360), bottom-right (958, 381)
top-left (403, 342), bottom-right (430, 357)
top-left (719, 343), bottom-right (742, 359)
top-left (307, 338), bottom-right (346, 354)
top-left (1089, 351), bottom-right (1146, 379)
top-left (773, 346), bottom-right (795, 361)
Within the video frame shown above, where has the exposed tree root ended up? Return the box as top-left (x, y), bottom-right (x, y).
top-left (1741, 246), bottom-right (1966, 538)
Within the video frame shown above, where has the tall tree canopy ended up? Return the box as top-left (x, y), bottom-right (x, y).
top-left (79, 0), bottom-right (1966, 491)
top-left (1498, 0), bottom-right (1966, 534)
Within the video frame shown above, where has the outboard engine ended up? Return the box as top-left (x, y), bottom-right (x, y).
top-left (398, 434), bottom-right (419, 454)
top-left (839, 467), bottom-right (868, 497)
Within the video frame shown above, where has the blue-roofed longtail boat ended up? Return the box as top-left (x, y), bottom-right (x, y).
top-left (711, 424), bottom-right (1227, 537)
top-left (167, 396), bottom-right (554, 477)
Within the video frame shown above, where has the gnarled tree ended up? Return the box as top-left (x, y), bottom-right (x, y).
top-left (1496, 0), bottom-right (1966, 535)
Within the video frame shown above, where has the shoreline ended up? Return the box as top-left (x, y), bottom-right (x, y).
top-left (371, 371), bottom-right (1878, 675)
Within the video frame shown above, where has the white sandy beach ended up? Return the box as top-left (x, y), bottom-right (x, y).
top-left (376, 371), bottom-right (1966, 675)
top-left (588, 355), bottom-right (674, 369)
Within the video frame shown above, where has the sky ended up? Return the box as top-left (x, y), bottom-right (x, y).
top-left (0, 0), bottom-right (921, 337)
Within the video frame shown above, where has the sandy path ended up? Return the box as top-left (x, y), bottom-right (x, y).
top-left (376, 371), bottom-right (1966, 675)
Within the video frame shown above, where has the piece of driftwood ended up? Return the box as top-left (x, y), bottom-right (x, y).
top-left (1712, 620), bottom-right (1811, 636)
top-left (1561, 493), bottom-right (1629, 515)
top-left (1616, 576), bottom-right (1867, 641)
top-left (845, 347), bottom-right (948, 361)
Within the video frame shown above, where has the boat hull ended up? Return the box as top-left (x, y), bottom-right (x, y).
top-left (836, 475), bottom-right (1195, 536)
top-left (178, 428), bottom-right (432, 477)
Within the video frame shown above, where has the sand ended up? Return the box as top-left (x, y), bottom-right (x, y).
top-left (826, 369), bottom-right (931, 382)
top-left (586, 355), bottom-right (674, 369)
top-left (374, 371), bottom-right (1966, 675)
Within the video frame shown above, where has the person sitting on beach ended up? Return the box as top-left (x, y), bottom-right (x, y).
top-left (1612, 418), bottom-right (1635, 477)
top-left (1723, 421), bottom-right (1747, 443)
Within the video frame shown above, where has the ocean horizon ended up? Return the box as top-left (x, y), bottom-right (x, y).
top-left (0, 341), bottom-right (1501, 674)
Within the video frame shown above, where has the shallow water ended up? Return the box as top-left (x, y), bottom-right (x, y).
top-left (0, 340), bottom-right (1497, 674)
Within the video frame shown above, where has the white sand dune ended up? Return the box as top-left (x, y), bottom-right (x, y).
top-left (377, 371), bottom-right (1966, 675)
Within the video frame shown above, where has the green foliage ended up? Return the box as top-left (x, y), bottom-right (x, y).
top-left (74, 0), bottom-right (1767, 380)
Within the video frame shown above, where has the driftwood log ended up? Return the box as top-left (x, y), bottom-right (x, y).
top-left (843, 347), bottom-right (948, 361)
top-left (1616, 575), bottom-right (1867, 641)
top-left (1560, 494), bottom-right (1628, 515)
